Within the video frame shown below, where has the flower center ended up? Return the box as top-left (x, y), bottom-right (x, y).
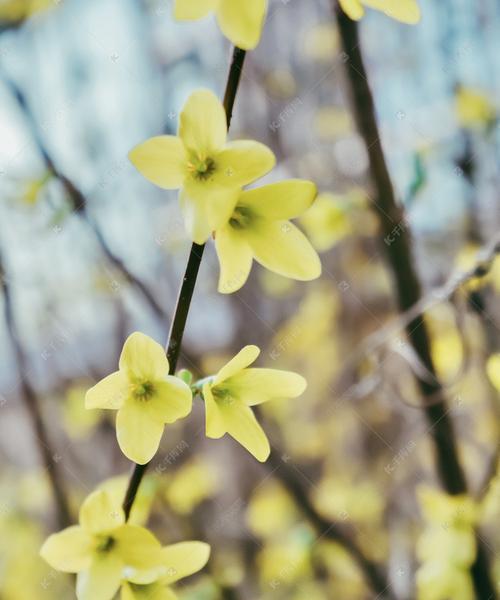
top-left (96, 536), bottom-right (115, 553)
top-left (188, 155), bottom-right (216, 181)
top-left (212, 387), bottom-right (236, 406)
top-left (229, 206), bottom-right (253, 230)
top-left (132, 381), bottom-right (155, 401)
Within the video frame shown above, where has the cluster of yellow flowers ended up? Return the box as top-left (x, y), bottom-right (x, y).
top-left (416, 487), bottom-right (478, 600)
top-left (39, 2), bottom-right (423, 599)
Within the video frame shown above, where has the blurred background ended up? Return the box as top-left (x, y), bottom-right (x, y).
top-left (0, 0), bottom-right (499, 598)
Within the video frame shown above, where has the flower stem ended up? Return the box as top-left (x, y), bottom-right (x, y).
top-left (122, 46), bottom-right (247, 520)
top-left (334, 6), bottom-right (496, 597)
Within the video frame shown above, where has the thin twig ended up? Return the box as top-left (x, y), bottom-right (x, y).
top-left (0, 251), bottom-right (71, 528)
top-left (0, 72), bottom-right (166, 320)
top-left (122, 46), bottom-right (247, 520)
top-left (334, 7), bottom-right (496, 597)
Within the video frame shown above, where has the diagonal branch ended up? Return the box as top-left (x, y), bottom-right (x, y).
top-left (267, 450), bottom-right (396, 599)
top-left (0, 73), bottom-right (166, 320)
top-left (0, 250), bottom-right (71, 528)
top-left (334, 7), bottom-right (496, 598)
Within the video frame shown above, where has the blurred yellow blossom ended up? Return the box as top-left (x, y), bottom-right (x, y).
top-left (63, 384), bottom-right (101, 438)
top-left (0, 0), bottom-right (57, 22)
top-left (246, 480), bottom-right (299, 538)
top-left (202, 345), bottom-right (307, 461)
top-left (486, 353), bottom-right (500, 392)
top-left (455, 86), bottom-right (496, 129)
top-left (129, 89), bottom-right (275, 243)
top-left (303, 24), bottom-right (339, 61)
top-left (85, 332), bottom-right (192, 465)
top-left (164, 457), bottom-right (218, 514)
top-left (214, 180), bottom-right (321, 293)
top-left (40, 490), bottom-right (165, 600)
top-left (416, 486), bottom-right (477, 600)
top-left (299, 192), bottom-right (353, 251)
top-left (174, 0), bottom-right (267, 50)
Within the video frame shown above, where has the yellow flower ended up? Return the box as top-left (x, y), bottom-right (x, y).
top-left (339, 0), bottom-right (420, 23)
top-left (40, 490), bottom-right (165, 600)
top-left (174, 0), bottom-right (267, 50)
top-left (0, 0), bottom-right (56, 22)
top-left (85, 332), bottom-right (192, 464)
top-left (486, 353), bottom-right (500, 392)
top-left (129, 90), bottom-right (275, 244)
top-left (455, 86), bottom-right (496, 130)
top-left (214, 180), bottom-right (321, 293)
top-left (202, 345), bottom-right (307, 461)
top-left (299, 192), bottom-right (353, 252)
top-left (121, 542), bottom-right (210, 600)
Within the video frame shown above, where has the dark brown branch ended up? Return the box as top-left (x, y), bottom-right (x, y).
top-left (334, 7), bottom-right (496, 598)
top-left (0, 253), bottom-right (71, 528)
top-left (268, 450), bottom-right (396, 599)
top-left (122, 47), bottom-right (247, 520)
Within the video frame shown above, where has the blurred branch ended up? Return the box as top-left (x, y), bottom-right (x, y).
top-left (334, 7), bottom-right (496, 598)
top-left (0, 250), bottom-right (71, 528)
top-left (348, 231), bottom-right (500, 373)
top-left (122, 47), bottom-right (247, 520)
top-left (0, 73), bottom-right (166, 321)
top-left (267, 450), bottom-right (396, 599)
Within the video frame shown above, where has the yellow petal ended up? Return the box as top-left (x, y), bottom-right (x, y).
top-left (76, 554), bottom-right (123, 600)
top-left (79, 490), bottom-right (125, 535)
top-left (179, 189), bottom-right (213, 244)
top-left (247, 220), bottom-right (321, 280)
top-left (214, 345), bottom-right (260, 385)
top-left (338, 0), bottom-right (364, 20)
top-left (182, 181), bottom-right (239, 240)
top-left (161, 541), bottom-right (210, 584)
top-left (116, 402), bottom-right (164, 464)
top-left (220, 401), bottom-right (270, 462)
top-left (363, 0), bottom-right (421, 23)
top-left (486, 353), bottom-right (500, 392)
top-left (217, 0), bottom-right (267, 50)
top-left (152, 378), bottom-right (193, 423)
top-left (179, 89), bottom-right (227, 155)
top-left (119, 332), bottom-right (169, 381)
top-left (228, 368), bottom-right (307, 405)
top-left (85, 371), bottom-right (128, 410)
top-left (114, 525), bottom-right (164, 584)
top-left (203, 383), bottom-right (226, 438)
top-left (174, 0), bottom-right (217, 20)
top-left (40, 526), bottom-right (93, 573)
top-left (215, 224), bottom-right (253, 294)
top-left (239, 180), bottom-right (317, 220)
top-left (128, 136), bottom-right (187, 189)
top-left (216, 140), bottom-right (275, 188)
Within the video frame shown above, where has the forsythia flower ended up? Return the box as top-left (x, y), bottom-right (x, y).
top-left (174, 0), bottom-right (267, 50)
top-left (486, 353), bottom-right (500, 393)
top-left (339, 0), bottom-right (421, 23)
top-left (85, 332), bottom-right (192, 464)
top-left (416, 487), bottom-right (477, 600)
top-left (214, 180), bottom-right (322, 293)
top-left (129, 89), bottom-right (275, 244)
top-left (455, 86), bottom-right (496, 130)
top-left (202, 345), bottom-right (307, 461)
top-left (40, 490), bottom-right (165, 600)
top-left (121, 542), bottom-right (210, 600)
